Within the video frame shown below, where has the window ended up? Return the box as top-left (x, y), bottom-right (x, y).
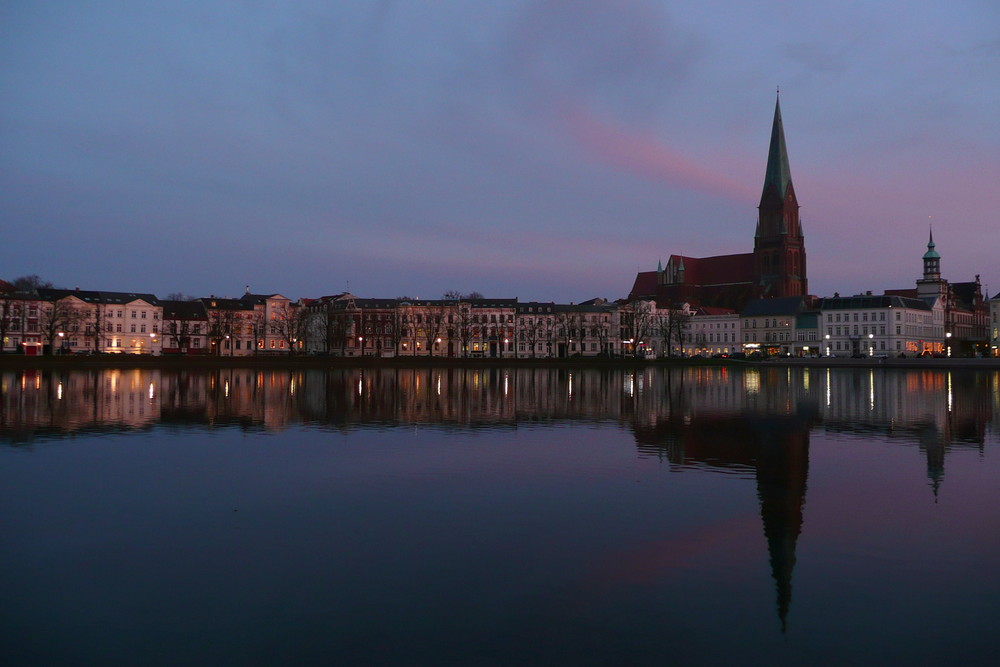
top-left (131, 311), bottom-right (136, 318)
top-left (130, 324), bottom-right (136, 333)
top-left (140, 324), bottom-right (146, 333)
top-left (141, 311), bottom-right (147, 319)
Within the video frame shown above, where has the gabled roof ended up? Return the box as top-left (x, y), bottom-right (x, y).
top-left (239, 293), bottom-right (289, 306)
top-left (198, 297), bottom-right (253, 311)
top-left (629, 271), bottom-right (659, 299)
top-left (668, 253), bottom-right (756, 287)
top-left (161, 300), bottom-right (208, 320)
top-left (37, 288), bottom-right (161, 306)
top-left (949, 281), bottom-right (982, 309)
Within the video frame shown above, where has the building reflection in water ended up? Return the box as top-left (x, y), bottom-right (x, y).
top-left (1, 365), bottom-right (996, 627)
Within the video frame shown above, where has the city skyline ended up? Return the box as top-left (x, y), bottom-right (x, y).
top-left (3, 1), bottom-right (998, 302)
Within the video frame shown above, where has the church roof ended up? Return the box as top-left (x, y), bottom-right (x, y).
top-left (677, 253), bottom-right (755, 287)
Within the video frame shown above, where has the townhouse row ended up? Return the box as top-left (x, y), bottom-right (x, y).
top-left (0, 289), bottom-right (298, 356)
top-left (2, 285), bottom-right (997, 358)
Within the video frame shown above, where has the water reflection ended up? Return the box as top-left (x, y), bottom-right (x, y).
top-left (1, 365), bottom-right (998, 659)
top-left (3, 365), bottom-right (995, 453)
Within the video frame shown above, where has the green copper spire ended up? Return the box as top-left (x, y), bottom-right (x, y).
top-left (762, 93), bottom-right (792, 201)
top-left (923, 226), bottom-right (940, 260)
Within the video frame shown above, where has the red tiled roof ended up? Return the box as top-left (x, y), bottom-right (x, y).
top-left (672, 253), bottom-right (755, 287)
top-left (629, 271), bottom-right (660, 298)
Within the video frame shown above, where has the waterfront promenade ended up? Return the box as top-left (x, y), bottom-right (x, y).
top-left (2, 354), bottom-right (999, 371)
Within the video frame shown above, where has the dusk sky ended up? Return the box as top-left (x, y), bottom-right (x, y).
top-left (3, 1), bottom-right (998, 303)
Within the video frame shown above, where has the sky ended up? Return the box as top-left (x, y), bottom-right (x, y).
top-left (2, 0), bottom-right (998, 303)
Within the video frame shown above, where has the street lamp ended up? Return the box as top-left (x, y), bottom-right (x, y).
top-left (825, 333), bottom-right (831, 357)
top-left (868, 332), bottom-right (874, 357)
top-left (946, 331), bottom-right (952, 357)
top-left (358, 335), bottom-right (363, 356)
top-left (150, 333), bottom-right (156, 356)
top-left (57, 331), bottom-right (64, 355)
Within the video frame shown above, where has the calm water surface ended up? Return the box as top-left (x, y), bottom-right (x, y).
top-left (2, 366), bottom-right (999, 665)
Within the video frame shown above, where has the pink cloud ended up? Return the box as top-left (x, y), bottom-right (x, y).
top-left (559, 100), bottom-right (756, 202)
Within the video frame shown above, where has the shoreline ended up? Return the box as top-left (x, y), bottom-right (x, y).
top-left (2, 354), bottom-right (998, 371)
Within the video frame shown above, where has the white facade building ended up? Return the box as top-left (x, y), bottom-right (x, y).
top-left (684, 309), bottom-right (741, 357)
top-left (817, 294), bottom-right (944, 357)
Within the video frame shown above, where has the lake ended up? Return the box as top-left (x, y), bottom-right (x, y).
top-left (2, 365), bottom-right (998, 665)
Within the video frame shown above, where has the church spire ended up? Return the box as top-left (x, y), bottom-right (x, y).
top-left (754, 93), bottom-right (806, 298)
top-left (922, 225), bottom-right (941, 280)
top-left (761, 93), bottom-right (792, 204)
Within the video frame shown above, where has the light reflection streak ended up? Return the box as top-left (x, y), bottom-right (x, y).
top-left (869, 369), bottom-right (875, 411)
top-left (826, 368), bottom-right (831, 407)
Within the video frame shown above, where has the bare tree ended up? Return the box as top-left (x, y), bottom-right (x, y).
top-left (0, 297), bottom-right (15, 353)
top-left (389, 304), bottom-right (406, 355)
top-left (454, 305), bottom-right (475, 357)
top-left (422, 304), bottom-right (447, 356)
top-left (38, 298), bottom-right (79, 354)
top-left (553, 311), bottom-right (573, 357)
top-left (248, 311), bottom-right (268, 354)
top-left (207, 309), bottom-right (237, 356)
top-left (84, 303), bottom-right (108, 353)
top-left (593, 313), bottom-right (613, 356)
top-left (270, 302), bottom-right (310, 354)
top-left (620, 301), bottom-right (654, 357)
top-left (443, 290), bottom-right (483, 300)
top-left (656, 302), bottom-right (691, 356)
top-left (165, 292), bottom-right (195, 302)
top-left (12, 275), bottom-right (53, 294)
top-left (518, 315), bottom-right (539, 358)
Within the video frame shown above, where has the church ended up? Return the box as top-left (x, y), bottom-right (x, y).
top-left (628, 95), bottom-right (808, 311)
